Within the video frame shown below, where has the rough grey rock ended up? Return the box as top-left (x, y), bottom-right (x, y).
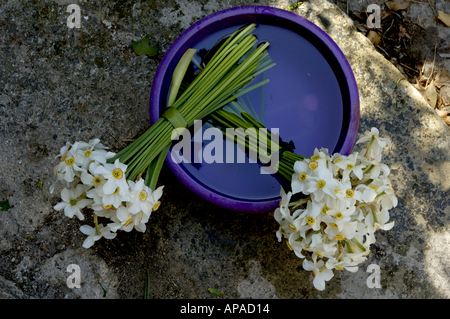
top-left (1, 0), bottom-right (450, 300)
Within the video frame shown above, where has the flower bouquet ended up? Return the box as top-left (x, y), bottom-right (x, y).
top-left (210, 108), bottom-right (396, 291)
top-left (51, 24), bottom-right (275, 248)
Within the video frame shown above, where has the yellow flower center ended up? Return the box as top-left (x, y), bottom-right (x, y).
top-left (65, 156), bottom-right (75, 165)
top-left (315, 251), bottom-right (323, 258)
top-left (69, 199), bottom-right (77, 206)
top-left (369, 184), bottom-right (378, 191)
top-left (334, 187), bottom-right (340, 194)
top-left (102, 204), bottom-right (113, 210)
top-left (298, 172), bottom-right (307, 181)
top-left (311, 154), bottom-right (320, 161)
top-left (335, 212), bottom-right (344, 220)
top-left (335, 266), bottom-right (344, 270)
top-left (308, 161), bottom-right (318, 170)
top-left (346, 163), bottom-right (355, 170)
top-left (321, 205), bottom-right (330, 215)
top-left (333, 157), bottom-right (343, 164)
top-left (331, 223), bottom-right (338, 229)
top-left (112, 187), bottom-right (119, 195)
top-left (84, 149), bottom-right (92, 157)
top-left (153, 201), bottom-right (161, 211)
top-left (317, 180), bottom-right (326, 189)
top-left (334, 234), bottom-right (346, 241)
top-left (139, 190), bottom-right (148, 202)
top-left (346, 189), bottom-right (354, 198)
top-left (288, 224), bottom-right (297, 231)
top-left (61, 154), bottom-right (67, 162)
top-left (306, 216), bottom-right (315, 225)
top-left (112, 168), bottom-right (123, 179)
top-left (93, 177), bottom-right (102, 186)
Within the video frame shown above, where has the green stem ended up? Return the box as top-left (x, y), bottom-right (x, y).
top-left (93, 213), bottom-right (100, 236)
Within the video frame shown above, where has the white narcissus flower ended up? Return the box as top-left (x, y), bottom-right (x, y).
top-left (356, 127), bottom-right (392, 161)
top-left (80, 224), bottom-right (116, 248)
top-left (291, 159), bottom-right (321, 195)
top-left (53, 146), bottom-right (86, 183)
top-left (358, 152), bottom-right (390, 180)
top-left (75, 139), bottom-right (116, 170)
top-left (376, 178), bottom-right (397, 210)
top-left (93, 159), bottom-right (129, 196)
top-left (127, 179), bottom-right (155, 215)
top-left (309, 148), bottom-right (330, 169)
top-left (304, 167), bottom-right (339, 202)
top-left (333, 152), bottom-right (365, 183)
top-left (53, 184), bottom-right (93, 220)
top-left (302, 255), bottom-right (334, 291)
top-left (297, 200), bottom-right (324, 232)
top-left (150, 185), bottom-right (164, 212)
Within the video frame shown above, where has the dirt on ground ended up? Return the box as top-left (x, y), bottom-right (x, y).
top-left (331, 0), bottom-right (450, 124)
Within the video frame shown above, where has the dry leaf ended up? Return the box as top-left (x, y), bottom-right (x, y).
top-left (367, 30), bottom-right (381, 47)
top-left (435, 75), bottom-right (450, 88)
top-left (435, 108), bottom-right (449, 117)
top-left (438, 10), bottom-right (450, 27)
top-left (426, 80), bottom-right (437, 108)
top-left (385, 0), bottom-right (410, 11)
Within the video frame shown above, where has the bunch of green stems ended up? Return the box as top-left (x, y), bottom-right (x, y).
top-left (108, 23), bottom-right (275, 185)
top-left (208, 106), bottom-right (308, 186)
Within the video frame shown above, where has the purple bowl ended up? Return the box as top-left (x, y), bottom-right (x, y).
top-left (150, 6), bottom-right (360, 213)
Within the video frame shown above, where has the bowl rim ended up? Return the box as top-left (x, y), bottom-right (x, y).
top-left (149, 5), bottom-right (360, 213)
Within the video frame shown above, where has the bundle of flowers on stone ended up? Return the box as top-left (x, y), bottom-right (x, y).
top-left (50, 24), bottom-right (274, 249)
top-left (51, 139), bottom-right (164, 248)
top-left (210, 109), bottom-right (396, 291)
top-left (275, 127), bottom-right (396, 291)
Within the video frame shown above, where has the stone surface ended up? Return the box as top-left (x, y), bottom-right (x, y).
top-left (1, 0), bottom-right (450, 300)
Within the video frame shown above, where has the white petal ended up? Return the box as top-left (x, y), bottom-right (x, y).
top-left (102, 179), bottom-right (117, 195)
top-left (313, 276), bottom-right (326, 291)
top-left (80, 225), bottom-right (95, 235)
top-left (82, 236), bottom-right (95, 249)
top-left (54, 202), bottom-right (68, 211)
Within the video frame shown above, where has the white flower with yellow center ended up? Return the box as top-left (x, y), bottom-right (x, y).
top-left (93, 159), bottom-right (129, 196)
top-left (150, 185), bottom-right (164, 212)
top-left (90, 193), bottom-right (118, 219)
top-left (334, 152), bottom-right (365, 183)
top-left (304, 167), bottom-right (339, 202)
top-left (127, 179), bottom-right (155, 216)
top-left (326, 253), bottom-right (365, 273)
top-left (327, 201), bottom-right (356, 224)
top-left (297, 200), bottom-right (324, 232)
top-left (323, 214), bottom-right (358, 241)
top-left (306, 233), bottom-right (338, 259)
top-left (75, 139), bottom-right (116, 170)
top-left (302, 255), bottom-right (334, 291)
top-left (310, 148), bottom-right (330, 169)
top-left (355, 180), bottom-right (383, 203)
top-left (114, 205), bottom-right (150, 233)
top-left (53, 147), bottom-right (86, 183)
top-left (80, 224), bottom-right (116, 249)
top-left (53, 184), bottom-right (93, 221)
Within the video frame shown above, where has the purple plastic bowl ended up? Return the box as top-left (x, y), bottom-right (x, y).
top-left (149, 6), bottom-right (360, 213)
